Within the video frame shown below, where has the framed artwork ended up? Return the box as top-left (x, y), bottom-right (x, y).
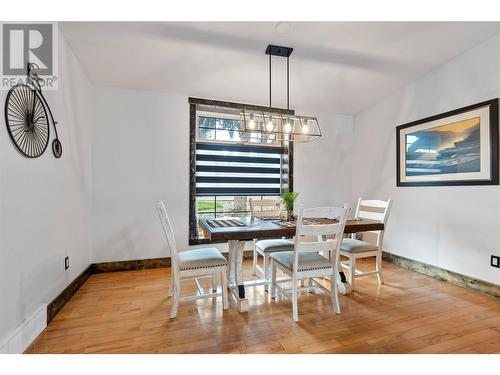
top-left (396, 99), bottom-right (499, 186)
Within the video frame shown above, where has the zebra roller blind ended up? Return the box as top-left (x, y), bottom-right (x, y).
top-left (195, 142), bottom-right (283, 196)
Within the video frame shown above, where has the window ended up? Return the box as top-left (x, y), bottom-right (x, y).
top-left (189, 98), bottom-right (294, 244)
top-left (198, 116), bottom-right (241, 142)
top-left (197, 113), bottom-right (279, 144)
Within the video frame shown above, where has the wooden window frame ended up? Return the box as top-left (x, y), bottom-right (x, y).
top-left (189, 97), bottom-right (294, 245)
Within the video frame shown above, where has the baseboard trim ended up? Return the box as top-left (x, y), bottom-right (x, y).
top-left (47, 264), bottom-right (94, 324)
top-left (92, 252), bottom-right (255, 273)
top-left (93, 257), bottom-right (171, 273)
top-left (1, 304), bottom-right (47, 354)
top-left (383, 251), bottom-right (500, 299)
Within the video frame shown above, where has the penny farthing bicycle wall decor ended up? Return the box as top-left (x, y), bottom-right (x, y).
top-left (4, 63), bottom-right (62, 158)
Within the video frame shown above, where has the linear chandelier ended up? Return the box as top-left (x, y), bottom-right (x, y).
top-left (239, 45), bottom-right (321, 143)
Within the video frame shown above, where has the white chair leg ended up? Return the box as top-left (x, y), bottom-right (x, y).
top-left (307, 277), bottom-right (314, 293)
top-left (221, 268), bottom-right (228, 310)
top-left (376, 251), bottom-right (384, 285)
top-left (167, 273), bottom-right (173, 298)
top-left (292, 278), bottom-right (299, 322)
top-left (330, 272), bottom-right (341, 314)
top-left (264, 254), bottom-right (270, 292)
top-left (252, 240), bottom-right (258, 276)
top-left (212, 272), bottom-right (217, 293)
top-left (170, 272), bottom-right (180, 319)
top-left (349, 257), bottom-right (356, 293)
top-left (270, 260), bottom-right (277, 299)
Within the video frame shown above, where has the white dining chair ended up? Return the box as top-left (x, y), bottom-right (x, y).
top-left (340, 198), bottom-right (392, 292)
top-left (156, 200), bottom-right (228, 319)
top-left (250, 198), bottom-right (294, 291)
top-left (270, 205), bottom-right (348, 321)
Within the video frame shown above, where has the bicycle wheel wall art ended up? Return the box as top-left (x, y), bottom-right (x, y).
top-left (4, 63), bottom-right (62, 159)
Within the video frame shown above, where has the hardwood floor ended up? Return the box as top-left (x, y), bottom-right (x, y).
top-left (26, 259), bottom-right (500, 354)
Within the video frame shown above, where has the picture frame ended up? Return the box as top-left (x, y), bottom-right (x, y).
top-left (396, 99), bottom-right (499, 187)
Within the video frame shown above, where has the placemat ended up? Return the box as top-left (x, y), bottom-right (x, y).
top-left (205, 218), bottom-right (247, 228)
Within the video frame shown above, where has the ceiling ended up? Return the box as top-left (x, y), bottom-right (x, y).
top-left (60, 22), bottom-right (500, 115)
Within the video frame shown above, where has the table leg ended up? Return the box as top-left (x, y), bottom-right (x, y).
top-left (227, 240), bottom-right (248, 313)
top-left (227, 242), bottom-right (235, 285)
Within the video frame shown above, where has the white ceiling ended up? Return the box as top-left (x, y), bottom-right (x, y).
top-left (60, 22), bottom-right (500, 115)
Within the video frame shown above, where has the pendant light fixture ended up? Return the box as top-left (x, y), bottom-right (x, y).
top-left (239, 45), bottom-right (321, 143)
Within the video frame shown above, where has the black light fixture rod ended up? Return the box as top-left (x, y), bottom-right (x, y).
top-left (269, 53), bottom-right (272, 107)
top-left (287, 55), bottom-right (290, 110)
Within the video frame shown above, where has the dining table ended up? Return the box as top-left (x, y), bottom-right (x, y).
top-left (199, 216), bottom-right (384, 312)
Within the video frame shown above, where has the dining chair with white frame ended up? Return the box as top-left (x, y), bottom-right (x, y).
top-left (250, 198), bottom-right (294, 291)
top-left (156, 200), bottom-right (228, 319)
top-left (340, 198), bottom-right (392, 292)
top-left (270, 205), bottom-right (349, 322)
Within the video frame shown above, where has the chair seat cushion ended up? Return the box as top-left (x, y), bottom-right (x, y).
top-left (340, 238), bottom-right (378, 253)
top-left (255, 239), bottom-right (295, 253)
top-left (270, 251), bottom-right (332, 272)
top-left (178, 248), bottom-right (227, 271)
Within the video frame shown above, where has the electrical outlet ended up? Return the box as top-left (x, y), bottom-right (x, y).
top-left (64, 256), bottom-right (69, 270)
top-left (491, 255), bottom-right (500, 268)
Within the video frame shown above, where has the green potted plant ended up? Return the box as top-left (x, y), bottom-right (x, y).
top-left (281, 191), bottom-right (299, 221)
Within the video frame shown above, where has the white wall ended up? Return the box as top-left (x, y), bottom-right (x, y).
top-left (92, 86), bottom-right (353, 262)
top-left (294, 112), bottom-right (353, 209)
top-left (352, 33), bottom-right (500, 285)
top-left (0, 32), bottom-right (93, 349)
top-left (92, 87), bottom-right (189, 262)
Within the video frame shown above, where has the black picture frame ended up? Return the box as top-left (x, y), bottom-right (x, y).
top-left (396, 98), bottom-right (499, 187)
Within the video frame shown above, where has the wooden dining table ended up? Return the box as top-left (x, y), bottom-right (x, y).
top-left (199, 216), bottom-right (384, 312)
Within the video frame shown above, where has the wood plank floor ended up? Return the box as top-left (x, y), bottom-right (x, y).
top-left (26, 259), bottom-right (500, 354)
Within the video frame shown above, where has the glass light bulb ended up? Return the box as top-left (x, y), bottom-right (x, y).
top-left (302, 123), bottom-right (309, 133)
top-left (248, 119), bottom-right (256, 129)
top-left (266, 121), bottom-right (274, 131)
top-left (284, 122), bottom-right (292, 133)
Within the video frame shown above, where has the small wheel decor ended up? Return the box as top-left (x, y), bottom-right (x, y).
top-left (4, 63), bottom-right (62, 159)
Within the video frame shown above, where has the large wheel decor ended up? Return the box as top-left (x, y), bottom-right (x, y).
top-left (5, 84), bottom-right (50, 158)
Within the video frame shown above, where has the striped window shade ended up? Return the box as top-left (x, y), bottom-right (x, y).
top-left (195, 142), bottom-right (284, 196)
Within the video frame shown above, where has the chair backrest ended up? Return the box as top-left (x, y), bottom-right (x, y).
top-left (249, 198), bottom-right (282, 218)
top-left (156, 200), bottom-right (179, 271)
top-left (354, 198), bottom-right (392, 226)
top-left (353, 198), bottom-right (392, 245)
top-left (292, 205), bottom-right (349, 273)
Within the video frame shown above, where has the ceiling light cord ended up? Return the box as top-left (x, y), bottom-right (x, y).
top-left (287, 55), bottom-right (290, 110)
top-left (269, 54), bottom-right (272, 108)
top-left (269, 51), bottom-right (290, 110)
